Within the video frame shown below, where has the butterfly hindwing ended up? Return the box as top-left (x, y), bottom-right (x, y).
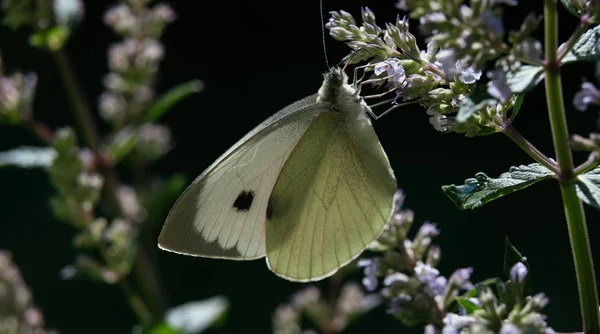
top-left (265, 111), bottom-right (397, 281)
top-left (158, 95), bottom-right (328, 259)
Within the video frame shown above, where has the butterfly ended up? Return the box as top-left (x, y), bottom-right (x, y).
top-left (158, 67), bottom-right (397, 281)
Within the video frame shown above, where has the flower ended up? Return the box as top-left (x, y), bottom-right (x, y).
top-left (573, 82), bottom-right (600, 111)
top-left (500, 323), bottom-right (521, 334)
top-left (415, 262), bottom-right (447, 297)
top-left (358, 258), bottom-right (379, 291)
top-left (510, 262), bottom-right (527, 284)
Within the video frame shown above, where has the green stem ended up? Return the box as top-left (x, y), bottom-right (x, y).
top-left (53, 49), bottom-right (166, 322)
top-left (502, 125), bottom-right (558, 173)
top-left (574, 152), bottom-right (600, 176)
top-left (544, 1), bottom-right (600, 333)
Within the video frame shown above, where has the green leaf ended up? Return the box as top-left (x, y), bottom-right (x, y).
top-left (503, 237), bottom-right (532, 294)
top-left (505, 65), bottom-right (544, 93)
top-left (142, 80), bottom-right (204, 124)
top-left (575, 165), bottom-right (600, 209)
top-left (0, 146), bottom-right (56, 168)
top-left (456, 296), bottom-right (482, 314)
top-left (163, 296), bottom-right (229, 334)
top-left (456, 85), bottom-right (496, 123)
top-left (503, 237), bottom-right (529, 276)
top-left (442, 163), bottom-right (555, 210)
top-left (107, 127), bottom-right (139, 164)
top-left (510, 93), bottom-right (525, 122)
top-left (562, 25), bottom-right (600, 64)
top-left (147, 322), bottom-right (183, 334)
top-left (560, 0), bottom-right (585, 19)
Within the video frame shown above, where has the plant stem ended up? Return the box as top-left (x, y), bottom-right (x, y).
top-left (574, 152), bottom-right (600, 175)
top-left (502, 125), bottom-right (558, 173)
top-left (557, 15), bottom-right (592, 62)
top-left (544, 1), bottom-right (599, 333)
top-left (53, 49), bottom-right (166, 322)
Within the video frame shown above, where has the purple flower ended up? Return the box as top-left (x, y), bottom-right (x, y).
top-left (500, 323), bottom-right (521, 334)
top-left (374, 60), bottom-right (406, 87)
top-left (358, 259), bottom-right (379, 291)
top-left (417, 222), bottom-right (440, 238)
top-left (415, 262), bottom-right (447, 297)
top-left (510, 262), bottom-right (527, 284)
top-left (458, 67), bottom-right (482, 84)
top-left (487, 69), bottom-right (512, 102)
top-left (573, 82), bottom-right (600, 111)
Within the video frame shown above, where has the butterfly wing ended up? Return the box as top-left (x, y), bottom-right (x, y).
top-left (158, 94), bottom-right (330, 259)
top-left (265, 111), bottom-right (397, 281)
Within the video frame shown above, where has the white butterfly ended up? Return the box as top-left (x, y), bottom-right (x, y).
top-left (158, 67), bottom-right (397, 282)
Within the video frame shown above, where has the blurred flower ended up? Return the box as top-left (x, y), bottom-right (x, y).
top-left (134, 123), bottom-right (172, 160)
top-left (0, 251), bottom-right (58, 334)
top-left (0, 67), bottom-right (38, 125)
top-left (573, 82), bottom-right (600, 111)
top-left (117, 185), bottom-right (147, 222)
top-left (272, 305), bottom-right (301, 334)
top-left (357, 259), bottom-right (379, 291)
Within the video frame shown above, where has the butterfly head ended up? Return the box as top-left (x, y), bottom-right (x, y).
top-left (317, 67), bottom-right (370, 120)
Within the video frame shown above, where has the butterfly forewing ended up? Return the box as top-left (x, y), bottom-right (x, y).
top-left (158, 95), bottom-right (329, 259)
top-left (265, 111), bottom-right (397, 281)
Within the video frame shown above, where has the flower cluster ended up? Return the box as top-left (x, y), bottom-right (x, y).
top-left (432, 265), bottom-right (554, 334)
top-left (0, 63), bottom-right (37, 125)
top-left (0, 251), bottom-right (58, 334)
top-left (272, 284), bottom-right (381, 334)
top-left (326, 5), bottom-right (541, 137)
top-left (48, 127), bottom-right (139, 282)
top-left (100, 1), bottom-right (174, 131)
top-left (356, 191), bottom-right (554, 333)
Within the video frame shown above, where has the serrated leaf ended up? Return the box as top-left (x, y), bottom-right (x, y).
top-left (506, 65), bottom-right (544, 93)
top-left (442, 163), bottom-right (555, 210)
top-left (0, 146), bottom-right (56, 168)
top-left (142, 80), bottom-right (204, 124)
top-left (164, 296), bottom-right (229, 334)
top-left (562, 25), bottom-right (600, 64)
top-left (575, 165), bottom-right (600, 209)
top-left (456, 85), bottom-right (496, 123)
top-left (456, 297), bottom-right (482, 314)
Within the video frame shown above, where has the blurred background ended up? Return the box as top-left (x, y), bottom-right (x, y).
top-left (1, 0), bottom-right (599, 333)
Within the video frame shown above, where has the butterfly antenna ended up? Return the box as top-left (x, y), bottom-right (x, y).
top-left (320, 0), bottom-right (331, 70)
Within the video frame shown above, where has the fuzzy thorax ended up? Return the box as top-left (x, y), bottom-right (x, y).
top-left (316, 67), bottom-right (371, 123)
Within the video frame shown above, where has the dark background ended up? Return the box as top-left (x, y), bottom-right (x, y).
top-left (1, 0), bottom-right (599, 333)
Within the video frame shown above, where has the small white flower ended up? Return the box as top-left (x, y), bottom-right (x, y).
top-left (510, 262), bottom-right (528, 284)
top-left (436, 49), bottom-right (458, 79)
top-left (417, 222), bottom-right (440, 238)
top-left (487, 69), bottom-right (512, 102)
top-left (500, 323), bottom-right (521, 334)
top-left (458, 67), bottom-right (482, 84)
top-left (424, 324), bottom-right (437, 334)
top-left (442, 313), bottom-right (476, 333)
top-left (383, 272), bottom-right (408, 286)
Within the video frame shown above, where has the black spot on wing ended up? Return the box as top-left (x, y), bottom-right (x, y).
top-left (233, 190), bottom-right (255, 212)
